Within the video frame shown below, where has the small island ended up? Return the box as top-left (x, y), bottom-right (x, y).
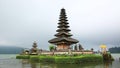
top-left (16, 8), bottom-right (113, 64)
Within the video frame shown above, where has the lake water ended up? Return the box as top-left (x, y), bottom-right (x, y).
top-left (0, 54), bottom-right (120, 68)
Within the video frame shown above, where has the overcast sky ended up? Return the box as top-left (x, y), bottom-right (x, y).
top-left (0, 0), bottom-right (120, 50)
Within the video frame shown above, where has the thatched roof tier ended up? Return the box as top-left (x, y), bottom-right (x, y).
top-left (57, 25), bottom-right (69, 28)
top-left (48, 37), bottom-right (79, 45)
top-left (56, 28), bottom-right (71, 32)
top-left (48, 8), bottom-right (79, 45)
top-left (54, 32), bottom-right (72, 37)
top-left (58, 21), bottom-right (69, 24)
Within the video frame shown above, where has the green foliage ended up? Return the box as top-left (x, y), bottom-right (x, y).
top-left (30, 56), bottom-right (39, 62)
top-left (54, 54), bottom-right (103, 64)
top-left (16, 55), bottom-right (30, 59)
top-left (38, 54), bottom-right (103, 64)
top-left (39, 56), bottom-right (55, 63)
top-left (16, 54), bottom-right (103, 64)
top-left (55, 57), bottom-right (72, 63)
top-left (49, 45), bottom-right (55, 51)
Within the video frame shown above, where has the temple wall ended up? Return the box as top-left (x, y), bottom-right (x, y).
top-left (40, 51), bottom-right (93, 55)
top-left (57, 44), bottom-right (69, 50)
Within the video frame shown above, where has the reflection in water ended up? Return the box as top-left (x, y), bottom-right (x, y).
top-left (20, 58), bottom-right (120, 68)
top-left (1, 54), bottom-right (120, 68)
top-left (22, 59), bottom-right (29, 64)
top-left (21, 59), bottom-right (30, 68)
top-left (31, 63), bottom-right (36, 68)
top-left (21, 59), bottom-right (103, 68)
top-left (104, 61), bottom-right (112, 68)
top-left (21, 59), bottom-right (37, 68)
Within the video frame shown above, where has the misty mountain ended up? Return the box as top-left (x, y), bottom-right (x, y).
top-left (0, 46), bottom-right (23, 54)
top-left (109, 47), bottom-right (120, 53)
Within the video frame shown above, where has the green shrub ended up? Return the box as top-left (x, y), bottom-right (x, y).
top-left (49, 45), bottom-right (55, 51)
top-left (39, 56), bottom-right (55, 63)
top-left (55, 57), bottom-right (71, 63)
top-left (54, 54), bottom-right (103, 64)
top-left (16, 55), bottom-right (30, 59)
top-left (16, 54), bottom-right (103, 64)
top-left (30, 56), bottom-right (39, 62)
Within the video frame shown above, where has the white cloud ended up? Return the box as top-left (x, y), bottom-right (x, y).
top-left (0, 39), bottom-right (15, 45)
top-left (0, 0), bottom-right (120, 49)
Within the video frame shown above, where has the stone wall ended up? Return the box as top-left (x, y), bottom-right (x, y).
top-left (39, 51), bottom-right (93, 55)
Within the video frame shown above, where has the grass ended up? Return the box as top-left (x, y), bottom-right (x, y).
top-left (16, 54), bottom-right (103, 64)
top-left (16, 55), bottom-right (30, 59)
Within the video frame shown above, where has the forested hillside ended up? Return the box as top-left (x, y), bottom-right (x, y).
top-left (0, 46), bottom-right (23, 54)
top-left (109, 47), bottom-right (120, 53)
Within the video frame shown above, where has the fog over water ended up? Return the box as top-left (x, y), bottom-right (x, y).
top-left (0, 0), bottom-right (120, 50)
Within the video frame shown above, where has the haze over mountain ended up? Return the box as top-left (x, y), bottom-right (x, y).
top-left (0, 46), bottom-right (23, 54)
top-left (0, 0), bottom-right (120, 50)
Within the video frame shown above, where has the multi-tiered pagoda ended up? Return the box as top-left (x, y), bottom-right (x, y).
top-left (48, 8), bottom-right (79, 51)
top-left (30, 41), bottom-right (39, 55)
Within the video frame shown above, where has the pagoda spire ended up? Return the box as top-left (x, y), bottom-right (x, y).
top-left (32, 41), bottom-right (37, 48)
top-left (55, 8), bottom-right (72, 38)
top-left (30, 41), bottom-right (38, 55)
top-left (48, 8), bottom-right (79, 50)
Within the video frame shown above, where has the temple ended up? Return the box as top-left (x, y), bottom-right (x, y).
top-left (30, 41), bottom-right (39, 55)
top-left (48, 8), bottom-right (79, 51)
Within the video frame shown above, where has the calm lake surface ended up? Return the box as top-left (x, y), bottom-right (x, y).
top-left (0, 54), bottom-right (120, 68)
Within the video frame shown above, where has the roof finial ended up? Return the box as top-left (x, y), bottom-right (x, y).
top-left (34, 41), bottom-right (36, 43)
top-left (32, 41), bottom-right (37, 47)
top-left (62, 7), bottom-right (65, 9)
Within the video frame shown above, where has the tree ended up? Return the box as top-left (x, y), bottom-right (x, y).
top-left (91, 48), bottom-right (94, 51)
top-left (79, 44), bottom-right (83, 51)
top-left (49, 45), bottom-right (55, 51)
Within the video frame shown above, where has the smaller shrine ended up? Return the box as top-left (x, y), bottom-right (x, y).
top-left (30, 41), bottom-right (39, 55)
top-left (74, 44), bottom-right (84, 51)
top-left (21, 48), bottom-right (29, 55)
top-left (100, 44), bottom-right (107, 54)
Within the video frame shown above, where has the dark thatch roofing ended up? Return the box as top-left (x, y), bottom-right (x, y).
top-left (54, 32), bottom-right (72, 37)
top-left (48, 8), bottom-right (79, 45)
top-left (56, 27), bottom-right (71, 32)
top-left (48, 37), bottom-right (79, 45)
